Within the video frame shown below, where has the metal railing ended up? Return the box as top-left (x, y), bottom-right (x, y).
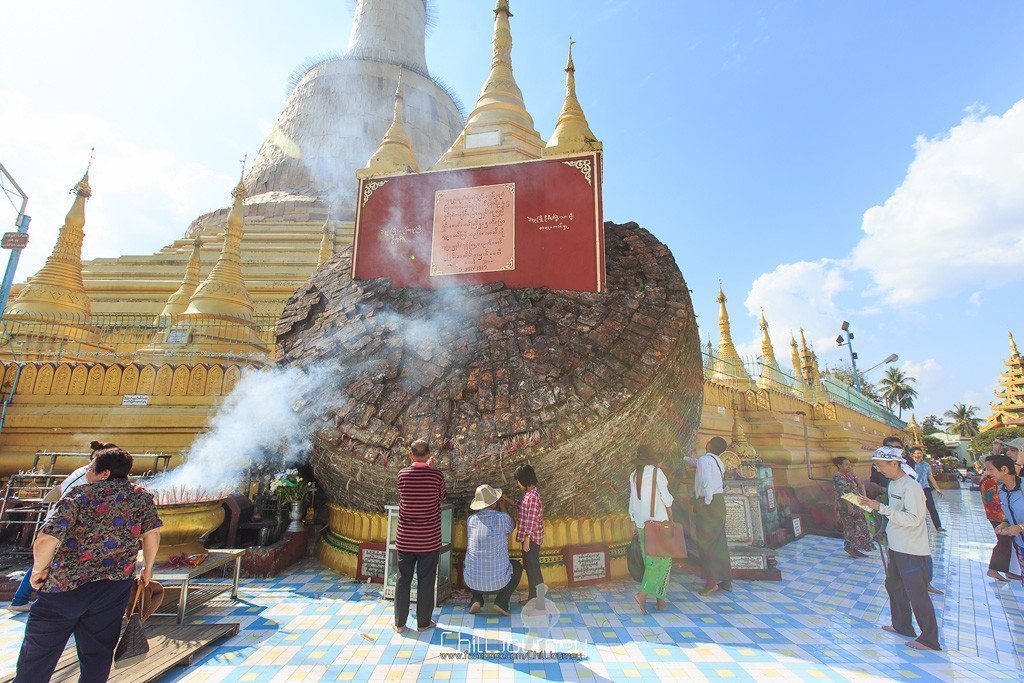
top-left (0, 313), bottom-right (279, 364)
top-left (702, 348), bottom-right (905, 429)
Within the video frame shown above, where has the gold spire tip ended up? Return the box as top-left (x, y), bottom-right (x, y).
top-left (495, 0), bottom-right (511, 16)
top-left (566, 37), bottom-right (576, 71)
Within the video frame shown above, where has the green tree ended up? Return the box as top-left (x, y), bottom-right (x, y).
top-left (878, 367), bottom-right (918, 419)
top-left (921, 415), bottom-right (945, 434)
top-left (922, 435), bottom-right (948, 461)
top-left (970, 426), bottom-right (1024, 454)
top-left (944, 403), bottom-right (981, 437)
top-left (822, 361), bottom-right (883, 405)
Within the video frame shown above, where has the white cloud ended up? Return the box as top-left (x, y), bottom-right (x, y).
top-left (968, 291), bottom-right (983, 307)
top-left (737, 259), bottom-right (851, 363)
top-left (851, 100), bottom-right (1024, 305)
top-left (901, 358), bottom-right (941, 383)
top-left (0, 89), bottom-right (233, 281)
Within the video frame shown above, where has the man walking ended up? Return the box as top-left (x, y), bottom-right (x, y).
top-left (684, 436), bottom-right (730, 596)
top-left (910, 446), bottom-right (945, 532)
top-left (858, 445), bottom-right (941, 651)
top-left (394, 439), bottom-right (446, 634)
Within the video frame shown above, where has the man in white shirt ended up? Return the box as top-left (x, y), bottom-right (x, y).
top-left (683, 437), bottom-right (730, 596)
top-left (858, 446), bottom-right (940, 651)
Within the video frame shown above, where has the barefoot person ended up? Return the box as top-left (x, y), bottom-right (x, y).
top-left (981, 447), bottom-right (1019, 581)
top-left (856, 445), bottom-right (941, 651)
top-left (684, 437), bottom-right (730, 597)
top-left (629, 445), bottom-right (674, 612)
top-left (831, 457), bottom-right (874, 558)
top-left (910, 447), bottom-right (945, 532)
top-left (464, 485), bottom-right (522, 616)
top-left (987, 453), bottom-right (1024, 583)
top-left (14, 445), bottom-right (162, 682)
top-left (394, 439), bottom-right (446, 634)
top-left (514, 464), bottom-right (544, 605)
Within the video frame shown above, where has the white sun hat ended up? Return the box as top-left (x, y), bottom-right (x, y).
top-left (469, 484), bottom-right (503, 511)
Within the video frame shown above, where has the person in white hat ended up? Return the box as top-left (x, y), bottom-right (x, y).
top-left (464, 484), bottom-right (522, 616)
top-left (854, 445), bottom-right (941, 651)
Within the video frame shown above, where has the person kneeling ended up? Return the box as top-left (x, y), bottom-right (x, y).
top-left (464, 485), bottom-right (522, 616)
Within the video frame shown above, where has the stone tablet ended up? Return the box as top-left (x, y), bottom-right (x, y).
top-left (563, 545), bottom-right (610, 587)
top-left (430, 183), bottom-right (515, 276)
top-left (357, 542), bottom-right (386, 583)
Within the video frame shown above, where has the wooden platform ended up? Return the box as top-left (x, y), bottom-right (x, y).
top-left (1, 620), bottom-right (239, 683)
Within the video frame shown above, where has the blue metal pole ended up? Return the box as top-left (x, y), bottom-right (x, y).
top-left (0, 213), bottom-right (31, 315)
top-left (845, 327), bottom-right (863, 393)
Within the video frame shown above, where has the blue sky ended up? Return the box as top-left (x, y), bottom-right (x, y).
top-left (2, 1), bottom-right (1023, 421)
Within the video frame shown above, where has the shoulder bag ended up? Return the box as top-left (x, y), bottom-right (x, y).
top-left (643, 467), bottom-right (687, 559)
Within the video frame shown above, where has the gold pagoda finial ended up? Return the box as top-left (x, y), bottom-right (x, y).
top-left (807, 349), bottom-right (826, 403)
top-left (7, 153), bottom-right (95, 317)
top-left (433, 0), bottom-right (544, 169)
top-left (757, 310), bottom-right (787, 393)
top-left (543, 36), bottom-right (602, 157)
top-left (159, 236), bottom-right (204, 318)
top-left (711, 284), bottom-right (755, 390)
top-left (907, 413), bottom-right (923, 446)
top-left (317, 220), bottom-right (335, 268)
top-left (182, 173), bottom-right (254, 320)
top-left (1010, 331), bottom-right (1020, 358)
top-left (789, 335), bottom-right (808, 400)
top-left (359, 69), bottom-right (420, 178)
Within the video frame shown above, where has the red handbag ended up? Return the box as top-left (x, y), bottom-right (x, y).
top-left (643, 468), bottom-right (687, 559)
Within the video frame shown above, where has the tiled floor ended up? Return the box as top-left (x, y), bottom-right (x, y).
top-left (2, 489), bottom-right (1022, 681)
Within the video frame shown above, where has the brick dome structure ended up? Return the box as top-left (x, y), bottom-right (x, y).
top-left (276, 222), bottom-right (703, 516)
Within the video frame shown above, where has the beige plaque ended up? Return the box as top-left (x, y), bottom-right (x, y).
top-left (430, 183), bottom-right (515, 276)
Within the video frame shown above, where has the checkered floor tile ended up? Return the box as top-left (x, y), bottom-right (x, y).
top-left (1, 489), bottom-right (1022, 681)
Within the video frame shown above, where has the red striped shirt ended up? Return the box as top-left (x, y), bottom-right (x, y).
top-left (395, 463), bottom-right (447, 553)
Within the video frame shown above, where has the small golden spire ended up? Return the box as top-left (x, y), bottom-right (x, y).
top-left (1010, 331), bottom-right (1020, 359)
top-left (433, 0), bottom-right (544, 169)
top-left (7, 153), bottom-right (94, 317)
top-left (907, 413), bottom-right (923, 446)
top-left (182, 170), bottom-right (254, 320)
top-left (359, 69), bottom-right (420, 178)
top-left (808, 349), bottom-right (827, 403)
top-left (543, 37), bottom-right (602, 157)
top-left (789, 335), bottom-right (808, 400)
top-left (711, 284), bottom-right (755, 390)
top-left (757, 310), bottom-right (787, 393)
top-left (159, 236), bottom-right (204, 318)
top-left (317, 220), bottom-right (335, 268)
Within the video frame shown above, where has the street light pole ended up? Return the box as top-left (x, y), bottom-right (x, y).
top-left (0, 162), bottom-right (30, 315)
top-left (836, 321), bottom-right (862, 393)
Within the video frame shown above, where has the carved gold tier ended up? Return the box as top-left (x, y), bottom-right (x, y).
top-left (155, 499), bottom-right (226, 562)
top-left (318, 502), bottom-right (633, 586)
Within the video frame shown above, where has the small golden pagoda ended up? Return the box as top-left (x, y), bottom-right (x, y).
top-left (433, 0), bottom-right (544, 169)
top-left (789, 335), bottom-right (808, 400)
top-left (757, 311), bottom-right (788, 393)
top-left (711, 285), bottom-right (755, 390)
top-left (543, 39), bottom-right (602, 157)
top-left (907, 413), bottom-right (924, 446)
top-left (316, 221), bottom-right (335, 268)
top-left (357, 71), bottom-right (420, 178)
top-left (983, 331), bottom-right (1024, 430)
top-left (158, 236), bottom-right (204, 319)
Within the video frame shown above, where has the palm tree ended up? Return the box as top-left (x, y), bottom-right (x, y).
top-left (944, 403), bottom-right (981, 437)
top-left (879, 367), bottom-right (918, 419)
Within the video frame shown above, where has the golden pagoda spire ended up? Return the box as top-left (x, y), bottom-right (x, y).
top-left (159, 236), bottom-right (204, 318)
top-left (711, 284), bottom-right (755, 390)
top-left (543, 37), bottom-right (602, 157)
top-left (358, 69), bottom-right (420, 178)
top-left (808, 349), bottom-right (827, 403)
top-left (983, 330), bottom-right (1024, 430)
top-left (789, 335), bottom-right (808, 400)
top-left (907, 413), bottom-right (923, 446)
top-left (433, 0), bottom-right (544, 169)
top-left (182, 170), bottom-right (254, 320)
top-left (8, 155), bottom-right (94, 317)
top-left (1010, 331), bottom-right (1020, 359)
top-left (757, 311), bottom-right (787, 393)
top-left (704, 337), bottom-right (714, 378)
top-left (317, 220), bottom-right (335, 268)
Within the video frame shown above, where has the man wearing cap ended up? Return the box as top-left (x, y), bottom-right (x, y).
top-left (856, 445), bottom-right (941, 651)
top-left (464, 484), bottom-right (523, 616)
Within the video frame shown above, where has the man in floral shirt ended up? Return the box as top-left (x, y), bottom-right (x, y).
top-left (15, 445), bottom-right (162, 682)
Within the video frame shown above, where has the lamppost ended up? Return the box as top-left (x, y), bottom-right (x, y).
top-left (835, 321), bottom-right (862, 392)
top-left (0, 161), bottom-right (31, 315)
top-left (861, 354), bottom-right (899, 377)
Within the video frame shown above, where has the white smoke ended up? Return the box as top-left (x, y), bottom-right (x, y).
top-left (146, 362), bottom-right (337, 496)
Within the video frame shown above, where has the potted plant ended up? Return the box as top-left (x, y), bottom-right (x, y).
top-left (271, 469), bottom-right (313, 533)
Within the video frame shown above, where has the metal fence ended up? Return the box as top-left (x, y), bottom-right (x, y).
top-left (702, 348), bottom-right (905, 429)
top-left (0, 313), bottom-right (279, 364)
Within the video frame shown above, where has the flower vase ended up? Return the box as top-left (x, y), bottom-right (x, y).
top-left (287, 500), bottom-right (305, 533)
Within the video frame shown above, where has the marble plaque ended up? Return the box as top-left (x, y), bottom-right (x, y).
top-left (725, 496), bottom-right (754, 543)
top-left (357, 543), bottom-right (386, 582)
top-left (563, 545), bottom-right (610, 587)
top-left (730, 553), bottom-right (767, 570)
top-left (430, 183), bottom-right (515, 276)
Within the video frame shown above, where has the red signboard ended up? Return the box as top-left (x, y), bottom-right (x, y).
top-left (352, 152), bottom-right (604, 292)
top-left (355, 541), bottom-right (386, 583)
top-left (1, 232), bottom-right (28, 250)
top-left (562, 544), bottom-right (611, 587)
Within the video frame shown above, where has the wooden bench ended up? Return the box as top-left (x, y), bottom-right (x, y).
top-left (0, 620), bottom-right (239, 683)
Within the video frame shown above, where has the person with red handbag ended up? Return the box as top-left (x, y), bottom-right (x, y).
top-left (628, 445), bottom-right (674, 614)
top-left (684, 437), bottom-right (731, 596)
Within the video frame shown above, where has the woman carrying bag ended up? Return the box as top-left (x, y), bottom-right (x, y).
top-left (628, 446), bottom-right (675, 614)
